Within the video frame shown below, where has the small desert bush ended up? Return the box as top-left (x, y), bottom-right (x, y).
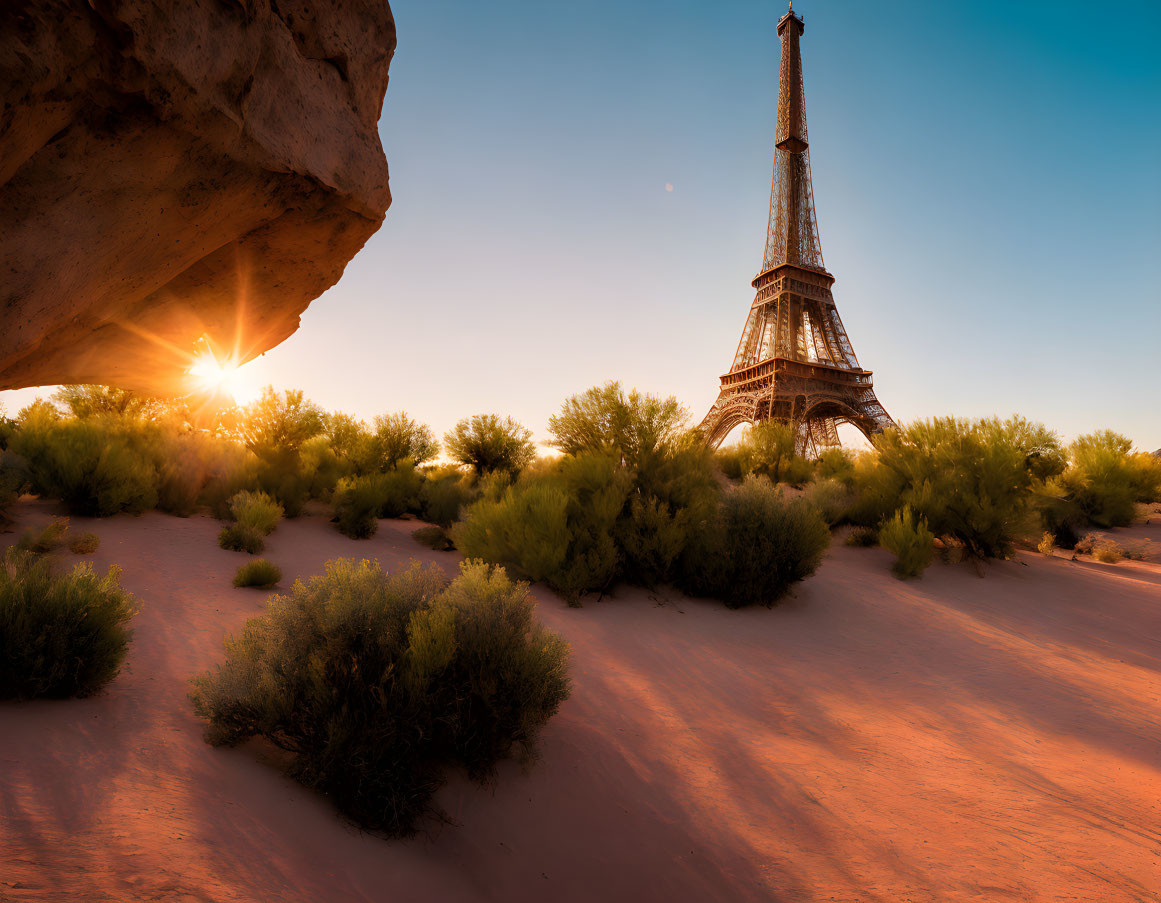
top-left (1075, 534), bottom-right (1125, 563)
top-left (1037, 532), bottom-right (1056, 557)
top-left (879, 506), bottom-right (935, 579)
top-left (332, 474), bottom-right (388, 538)
top-left (228, 490), bottom-right (283, 536)
top-left (377, 460), bottom-right (425, 518)
top-left (678, 476), bottom-right (830, 608)
top-left (1092, 542), bottom-right (1124, 564)
top-left (233, 558), bottom-right (282, 588)
top-left (453, 451), bottom-right (633, 601)
top-left (845, 526), bottom-right (878, 547)
top-left (453, 481), bottom-right (572, 585)
top-left (190, 558), bottom-right (570, 836)
top-left (419, 471), bottom-right (475, 527)
top-left (0, 549), bottom-right (136, 699)
top-left (16, 518), bottom-right (70, 554)
top-left (218, 524), bottom-right (265, 554)
top-left (804, 478), bottom-right (851, 526)
top-left (444, 414), bottom-right (536, 477)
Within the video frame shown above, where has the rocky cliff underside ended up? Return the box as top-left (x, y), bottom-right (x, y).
top-left (0, 0), bottom-right (395, 394)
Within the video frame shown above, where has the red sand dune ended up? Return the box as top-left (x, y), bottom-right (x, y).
top-left (1, 498), bottom-right (1159, 902)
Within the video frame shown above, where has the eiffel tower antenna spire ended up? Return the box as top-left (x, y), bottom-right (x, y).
top-left (698, 8), bottom-right (895, 455)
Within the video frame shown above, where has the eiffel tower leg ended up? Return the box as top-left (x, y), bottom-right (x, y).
top-left (698, 390), bottom-right (767, 449)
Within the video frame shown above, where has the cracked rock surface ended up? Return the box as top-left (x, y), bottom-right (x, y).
top-left (1, 0), bottom-right (395, 393)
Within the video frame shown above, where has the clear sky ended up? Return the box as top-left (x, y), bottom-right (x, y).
top-left (3, 0), bottom-right (1159, 450)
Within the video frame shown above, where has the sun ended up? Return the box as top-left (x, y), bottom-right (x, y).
top-left (188, 353), bottom-right (259, 406)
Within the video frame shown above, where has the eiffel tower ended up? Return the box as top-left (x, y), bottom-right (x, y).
top-left (699, 4), bottom-right (894, 455)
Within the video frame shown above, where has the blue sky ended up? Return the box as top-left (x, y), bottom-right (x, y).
top-left (4, 0), bottom-right (1159, 449)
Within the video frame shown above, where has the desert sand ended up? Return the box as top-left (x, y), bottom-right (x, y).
top-left (1, 498), bottom-right (1159, 902)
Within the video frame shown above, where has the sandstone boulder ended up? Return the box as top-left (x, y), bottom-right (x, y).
top-left (0, 0), bottom-right (395, 394)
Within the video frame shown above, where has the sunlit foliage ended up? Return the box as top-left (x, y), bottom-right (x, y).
top-left (850, 416), bottom-right (1059, 559)
top-left (233, 558), bottom-right (282, 588)
top-left (190, 559), bottom-right (570, 836)
top-left (444, 414), bottom-right (535, 477)
top-left (878, 505), bottom-right (935, 579)
top-left (1, 549), bottom-right (136, 699)
top-left (677, 475), bottom-right (830, 607)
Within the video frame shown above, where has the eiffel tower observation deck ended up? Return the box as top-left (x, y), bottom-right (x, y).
top-left (699, 3), bottom-right (894, 455)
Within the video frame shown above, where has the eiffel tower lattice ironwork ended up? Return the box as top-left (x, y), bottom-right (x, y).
top-left (699, 5), bottom-right (894, 455)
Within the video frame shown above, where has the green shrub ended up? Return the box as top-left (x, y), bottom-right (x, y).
top-left (370, 413), bottom-right (438, 470)
top-left (815, 448), bottom-right (856, 485)
top-left (444, 414), bottom-right (535, 476)
top-left (16, 519), bottom-right (70, 554)
top-left (1035, 481), bottom-right (1086, 550)
top-left (547, 381), bottom-right (688, 472)
top-left (322, 411), bottom-right (373, 466)
top-left (1053, 431), bottom-right (1153, 528)
top-left (453, 451), bottom-right (633, 601)
top-left (1092, 541), bottom-right (1124, 564)
top-left (546, 385), bottom-right (718, 587)
top-left (552, 451), bottom-right (635, 598)
top-left (738, 421), bottom-right (813, 486)
top-left (190, 558), bottom-right (570, 836)
top-left (70, 532), bottom-right (101, 555)
top-left (855, 416), bottom-right (1053, 558)
top-left (228, 490), bottom-right (283, 536)
top-left (250, 447), bottom-right (313, 518)
top-left (378, 460), bottom-right (425, 518)
top-left (420, 471), bottom-right (475, 527)
top-left (678, 476), bottom-right (830, 608)
top-left (297, 435), bottom-right (345, 501)
top-left (10, 413), bottom-right (159, 516)
top-left (453, 482), bottom-right (571, 583)
top-left (1130, 453), bottom-right (1161, 503)
top-left (0, 402), bottom-right (13, 451)
top-left (0, 449), bottom-right (29, 511)
top-left (234, 387), bottom-right (324, 451)
top-left (52, 384), bottom-right (164, 420)
top-left (804, 477), bottom-right (851, 526)
top-left (846, 450), bottom-right (902, 528)
top-left (714, 445), bottom-right (746, 480)
top-left (0, 549), bottom-right (136, 699)
top-left (233, 558), bottom-right (282, 588)
top-left (879, 506), bottom-right (935, 579)
top-left (615, 444), bottom-right (718, 586)
top-left (219, 524), bottom-right (264, 554)
top-left (332, 474), bottom-right (388, 538)
top-left (155, 431), bottom-right (214, 516)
